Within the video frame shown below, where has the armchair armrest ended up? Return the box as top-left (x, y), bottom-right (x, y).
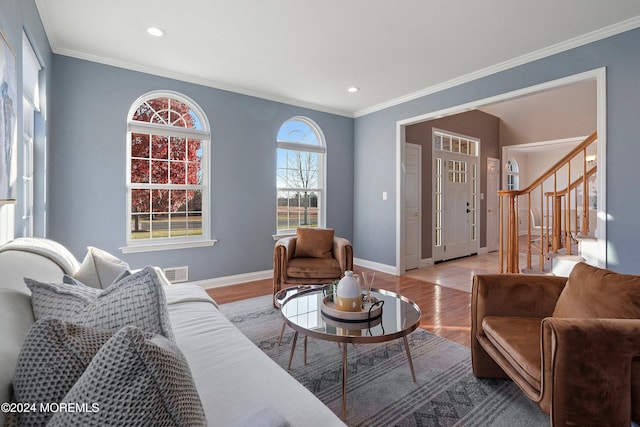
top-left (332, 237), bottom-right (353, 273)
top-left (472, 274), bottom-right (567, 336)
top-left (542, 318), bottom-right (640, 426)
top-left (275, 237), bottom-right (297, 263)
top-left (471, 273), bottom-right (567, 378)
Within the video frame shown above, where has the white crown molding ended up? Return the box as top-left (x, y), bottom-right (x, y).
top-left (354, 15), bottom-right (640, 118)
top-left (52, 47), bottom-right (354, 118)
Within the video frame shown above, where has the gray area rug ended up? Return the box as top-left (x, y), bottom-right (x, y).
top-left (219, 295), bottom-right (548, 427)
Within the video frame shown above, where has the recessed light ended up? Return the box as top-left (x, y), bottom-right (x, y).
top-left (147, 27), bottom-right (165, 37)
top-left (347, 86), bottom-right (360, 93)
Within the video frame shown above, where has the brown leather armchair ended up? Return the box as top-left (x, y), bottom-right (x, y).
top-left (273, 228), bottom-right (353, 307)
top-left (471, 262), bottom-right (640, 426)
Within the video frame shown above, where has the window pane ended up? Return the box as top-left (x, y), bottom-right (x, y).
top-left (151, 160), bottom-right (169, 184)
top-left (131, 159), bottom-right (149, 183)
top-left (131, 214), bottom-right (150, 239)
top-left (187, 161), bottom-right (201, 185)
top-left (131, 133), bottom-right (150, 158)
top-left (170, 137), bottom-right (186, 160)
top-left (277, 119), bottom-right (319, 146)
top-left (131, 189), bottom-right (151, 214)
top-left (170, 161), bottom-right (186, 184)
top-left (434, 134), bottom-right (442, 150)
top-left (277, 190), bottom-right (319, 230)
top-left (151, 135), bottom-right (169, 160)
top-left (152, 189), bottom-right (170, 214)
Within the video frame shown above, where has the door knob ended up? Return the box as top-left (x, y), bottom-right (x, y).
top-left (466, 209), bottom-right (471, 213)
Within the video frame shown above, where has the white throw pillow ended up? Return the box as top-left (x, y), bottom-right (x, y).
top-left (26, 266), bottom-right (174, 340)
top-left (74, 246), bottom-right (130, 289)
top-left (47, 326), bottom-right (206, 427)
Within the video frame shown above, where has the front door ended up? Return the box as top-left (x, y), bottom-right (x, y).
top-left (432, 130), bottom-right (479, 262)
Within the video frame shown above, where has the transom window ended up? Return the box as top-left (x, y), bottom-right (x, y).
top-left (276, 117), bottom-right (325, 234)
top-left (125, 91), bottom-right (211, 252)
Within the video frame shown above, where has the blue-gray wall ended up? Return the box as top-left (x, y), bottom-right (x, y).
top-left (354, 27), bottom-right (640, 273)
top-left (48, 57), bottom-right (354, 280)
top-left (5, 1), bottom-right (640, 277)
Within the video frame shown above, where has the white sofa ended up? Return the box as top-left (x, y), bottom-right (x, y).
top-left (0, 238), bottom-right (344, 426)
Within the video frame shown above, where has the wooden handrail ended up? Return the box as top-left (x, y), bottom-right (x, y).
top-left (515, 131), bottom-right (597, 196)
top-left (498, 131), bottom-right (597, 273)
top-left (544, 165), bottom-right (597, 197)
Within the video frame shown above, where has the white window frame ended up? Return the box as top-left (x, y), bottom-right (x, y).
top-left (122, 91), bottom-right (215, 253)
top-left (275, 116), bottom-right (326, 237)
top-left (506, 158), bottom-right (520, 190)
top-left (22, 33), bottom-right (42, 237)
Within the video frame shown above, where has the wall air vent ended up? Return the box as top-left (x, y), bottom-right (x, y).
top-left (163, 266), bottom-right (188, 283)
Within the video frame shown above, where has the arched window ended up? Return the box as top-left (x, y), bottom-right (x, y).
top-left (506, 158), bottom-right (519, 190)
top-left (276, 117), bottom-right (326, 234)
top-left (125, 91), bottom-right (212, 252)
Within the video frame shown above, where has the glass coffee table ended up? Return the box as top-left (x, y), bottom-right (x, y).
top-left (280, 287), bottom-right (421, 420)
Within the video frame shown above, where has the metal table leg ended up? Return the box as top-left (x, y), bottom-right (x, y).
top-left (287, 331), bottom-right (298, 370)
top-left (342, 342), bottom-right (348, 420)
top-left (403, 335), bottom-right (417, 382)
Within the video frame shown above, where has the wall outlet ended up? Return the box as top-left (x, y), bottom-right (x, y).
top-left (382, 191), bottom-right (388, 200)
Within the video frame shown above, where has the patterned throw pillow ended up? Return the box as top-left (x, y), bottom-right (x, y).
top-left (13, 318), bottom-right (114, 427)
top-left (47, 326), bottom-right (207, 427)
top-left (26, 266), bottom-right (174, 340)
top-left (74, 246), bottom-right (130, 289)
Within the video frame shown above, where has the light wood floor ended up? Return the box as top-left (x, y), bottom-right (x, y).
top-left (207, 252), bottom-right (503, 348)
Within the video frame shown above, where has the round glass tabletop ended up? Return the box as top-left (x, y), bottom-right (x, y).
top-left (281, 287), bottom-right (421, 344)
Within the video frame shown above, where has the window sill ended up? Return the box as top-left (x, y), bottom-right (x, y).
top-left (120, 239), bottom-right (217, 254)
top-left (272, 233), bottom-right (295, 241)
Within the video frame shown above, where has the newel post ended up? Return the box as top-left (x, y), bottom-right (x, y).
top-left (499, 190), bottom-right (519, 273)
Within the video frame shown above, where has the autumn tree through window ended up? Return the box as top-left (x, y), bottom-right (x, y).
top-left (126, 92), bottom-right (210, 251)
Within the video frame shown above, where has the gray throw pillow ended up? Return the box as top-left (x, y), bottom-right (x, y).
top-left (47, 326), bottom-right (206, 427)
top-left (13, 318), bottom-right (114, 427)
top-left (74, 246), bottom-right (130, 289)
top-left (26, 266), bottom-right (174, 340)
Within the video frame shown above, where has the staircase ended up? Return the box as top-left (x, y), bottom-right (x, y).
top-left (498, 132), bottom-right (598, 275)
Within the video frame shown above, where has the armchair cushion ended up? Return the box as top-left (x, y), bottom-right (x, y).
top-left (482, 316), bottom-right (542, 392)
top-left (553, 262), bottom-right (640, 319)
top-left (293, 228), bottom-right (334, 258)
top-left (286, 257), bottom-right (342, 279)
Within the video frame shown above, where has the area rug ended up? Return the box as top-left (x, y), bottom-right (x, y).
top-left (219, 295), bottom-right (548, 427)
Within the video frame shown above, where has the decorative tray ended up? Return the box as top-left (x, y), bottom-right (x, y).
top-left (321, 295), bottom-right (383, 323)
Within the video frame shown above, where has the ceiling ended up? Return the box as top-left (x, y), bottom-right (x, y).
top-left (35, 1), bottom-right (640, 117)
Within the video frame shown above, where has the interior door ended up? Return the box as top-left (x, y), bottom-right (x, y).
top-left (486, 157), bottom-right (500, 252)
top-left (403, 143), bottom-right (421, 270)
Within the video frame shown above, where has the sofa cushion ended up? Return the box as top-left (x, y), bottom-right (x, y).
top-left (553, 262), bottom-right (640, 318)
top-left (47, 326), bottom-right (206, 427)
top-left (286, 257), bottom-right (342, 279)
top-left (74, 246), bottom-right (130, 289)
top-left (13, 318), bottom-right (114, 427)
top-left (26, 266), bottom-right (174, 340)
top-left (482, 316), bottom-right (542, 391)
top-left (294, 228), bottom-right (334, 258)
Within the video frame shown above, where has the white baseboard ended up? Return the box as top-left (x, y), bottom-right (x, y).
top-left (353, 258), bottom-right (398, 275)
top-left (192, 257), bottom-right (402, 290)
top-left (193, 269), bottom-right (273, 289)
